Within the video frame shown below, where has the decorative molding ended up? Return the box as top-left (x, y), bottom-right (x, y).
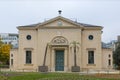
top-left (24, 48), bottom-right (34, 50)
top-left (51, 36), bottom-right (68, 45)
top-left (24, 64), bottom-right (33, 66)
top-left (87, 64), bottom-right (96, 66)
top-left (86, 48), bottom-right (96, 51)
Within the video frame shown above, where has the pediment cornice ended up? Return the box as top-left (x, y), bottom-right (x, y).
top-left (17, 16), bottom-right (103, 30)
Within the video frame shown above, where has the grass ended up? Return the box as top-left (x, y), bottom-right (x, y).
top-left (0, 72), bottom-right (120, 80)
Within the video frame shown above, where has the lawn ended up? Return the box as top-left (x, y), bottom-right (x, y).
top-left (0, 72), bottom-right (120, 80)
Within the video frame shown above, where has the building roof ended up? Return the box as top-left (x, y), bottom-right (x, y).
top-left (23, 22), bottom-right (100, 27)
top-left (22, 23), bottom-right (40, 27)
top-left (18, 16), bottom-right (103, 29)
top-left (102, 42), bottom-right (114, 49)
top-left (102, 42), bottom-right (108, 48)
top-left (75, 22), bottom-right (101, 27)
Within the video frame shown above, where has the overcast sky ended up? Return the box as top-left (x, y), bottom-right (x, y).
top-left (0, 0), bottom-right (120, 43)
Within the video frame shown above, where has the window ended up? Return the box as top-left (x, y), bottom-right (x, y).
top-left (26, 51), bottom-right (32, 64)
top-left (57, 21), bottom-right (62, 26)
top-left (26, 35), bottom-right (31, 40)
top-left (88, 35), bottom-right (94, 40)
top-left (88, 51), bottom-right (94, 64)
top-left (108, 59), bottom-right (111, 66)
top-left (11, 59), bottom-right (13, 66)
top-left (11, 54), bottom-right (13, 57)
top-left (108, 54), bottom-right (111, 58)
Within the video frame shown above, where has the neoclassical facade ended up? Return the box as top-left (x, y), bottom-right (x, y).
top-left (10, 16), bottom-right (113, 72)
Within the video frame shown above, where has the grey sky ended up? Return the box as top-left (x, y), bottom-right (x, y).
top-left (0, 0), bottom-right (120, 42)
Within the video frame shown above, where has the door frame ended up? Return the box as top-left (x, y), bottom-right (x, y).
top-left (50, 47), bottom-right (68, 72)
top-left (55, 50), bottom-right (64, 71)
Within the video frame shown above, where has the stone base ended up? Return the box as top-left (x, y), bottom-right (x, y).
top-left (71, 66), bottom-right (80, 72)
top-left (38, 66), bottom-right (48, 72)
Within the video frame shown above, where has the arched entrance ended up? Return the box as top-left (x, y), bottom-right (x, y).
top-left (50, 36), bottom-right (69, 71)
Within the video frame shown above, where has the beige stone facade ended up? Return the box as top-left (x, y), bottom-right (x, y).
top-left (10, 16), bottom-right (113, 72)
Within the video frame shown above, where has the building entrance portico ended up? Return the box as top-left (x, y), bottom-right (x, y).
top-left (50, 46), bottom-right (69, 72)
top-left (49, 36), bottom-right (69, 72)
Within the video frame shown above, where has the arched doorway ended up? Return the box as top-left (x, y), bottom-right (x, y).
top-left (50, 36), bottom-right (69, 71)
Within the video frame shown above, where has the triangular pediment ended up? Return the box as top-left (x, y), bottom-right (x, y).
top-left (17, 16), bottom-right (103, 30)
top-left (44, 19), bottom-right (75, 27)
top-left (36, 16), bottom-right (83, 29)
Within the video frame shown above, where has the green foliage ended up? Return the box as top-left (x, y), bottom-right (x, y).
top-left (0, 39), bottom-right (3, 64)
top-left (0, 38), bottom-right (12, 65)
top-left (0, 38), bottom-right (3, 46)
top-left (113, 42), bottom-right (120, 69)
top-left (0, 72), bottom-right (118, 80)
top-left (70, 41), bottom-right (80, 47)
top-left (70, 41), bottom-right (80, 67)
top-left (0, 75), bottom-right (8, 80)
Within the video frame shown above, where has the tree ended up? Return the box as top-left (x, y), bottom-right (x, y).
top-left (113, 42), bottom-right (120, 69)
top-left (0, 44), bottom-right (11, 64)
top-left (0, 38), bottom-right (12, 65)
top-left (0, 38), bottom-right (3, 64)
top-left (70, 41), bottom-right (80, 72)
top-left (43, 43), bottom-right (49, 66)
top-left (39, 43), bottom-right (50, 72)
